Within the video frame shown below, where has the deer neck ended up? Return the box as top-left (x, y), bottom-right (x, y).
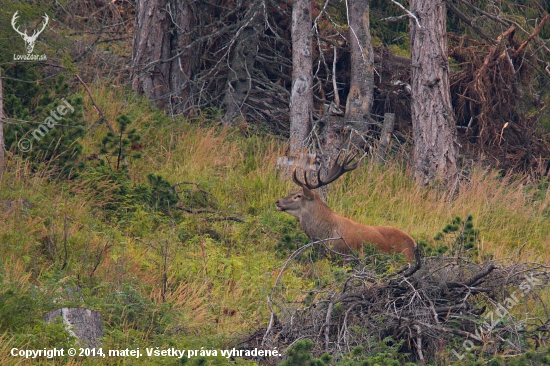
top-left (300, 200), bottom-right (338, 240)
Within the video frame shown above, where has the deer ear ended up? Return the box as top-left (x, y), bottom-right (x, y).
top-left (302, 186), bottom-right (315, 200)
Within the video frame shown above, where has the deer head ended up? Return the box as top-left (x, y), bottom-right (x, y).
top-left (275, 151), bottom-right (359, 219)
top-left (11, 11), bottom-right (49, 54)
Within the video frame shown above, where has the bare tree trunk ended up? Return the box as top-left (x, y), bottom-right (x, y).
top-left (345, 0), bottom-right (374, 148)
top-left (221, 2), bottom-right (261, 125)
top-left (410, 0), bottom-right (458, 187)
top-left (0, 68), bottom-right (4, 178)
top-left (375, 113), bottom-right (395, 164)
top-left (131, 0), bottom-right (197, 115)
top-left (317, 112), bottom-right (344, 201)
top-left (316, 0), bottom-right (374, 200)
top-left (289, 0), bottom-right (313, 155)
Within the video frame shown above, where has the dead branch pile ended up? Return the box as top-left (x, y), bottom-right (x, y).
top-left (449, 28), bottom-right (550, 176)
top-left (245, 241), bottom-right (550, 364)
top-left (54, 0), bottom-right (134, 82)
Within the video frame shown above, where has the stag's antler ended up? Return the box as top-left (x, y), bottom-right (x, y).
top-left (11, 11), bottom-right (26, 38)
top-left (11, 11), bottom-right (49, 53)
top-left (293, 150), bottom-right (359, 190)
top-left (32, 14), bottom-right (49, 39)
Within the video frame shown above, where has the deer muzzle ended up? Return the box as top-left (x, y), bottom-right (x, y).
top-left (275, 200), bottom-right (284, 211)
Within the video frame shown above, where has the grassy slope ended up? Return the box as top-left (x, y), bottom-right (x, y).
top-left (0, 83), bottom-right (549, 365)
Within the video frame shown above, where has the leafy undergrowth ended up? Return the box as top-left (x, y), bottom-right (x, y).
top-left (0, 85), bottom-right (549, 365)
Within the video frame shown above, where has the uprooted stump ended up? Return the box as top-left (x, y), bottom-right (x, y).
top-left (244, 240), bottom-right (550, 364)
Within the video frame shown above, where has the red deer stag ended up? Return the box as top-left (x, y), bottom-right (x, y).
top-left (275, 152), bottom-right (416, 261)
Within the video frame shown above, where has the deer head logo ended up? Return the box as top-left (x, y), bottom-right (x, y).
top-left (11, 11), bottom-right (49, 54)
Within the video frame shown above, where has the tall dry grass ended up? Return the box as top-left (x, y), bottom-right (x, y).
top-left (329, 162), bottom-right (549, 262)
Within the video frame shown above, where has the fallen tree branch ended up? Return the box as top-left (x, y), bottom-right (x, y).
top-left (174, 206), bottom-right (244, 222)
top-left (174, 206), bottom-right (216, 214)
top-left (456, 0), bottom-right (510, 26)
top-left (512, 14), bottom-right (550, 57)
top-left (446, 1), bottom-right (497, 44)
top-left (205, 216), bottom-right (245, 223)
top-left (390, 0), bottom-right (421, 28)
top-left (75, 74), bottom-right (115, 133)
top-left (447, 263), bottom-right (497, 288)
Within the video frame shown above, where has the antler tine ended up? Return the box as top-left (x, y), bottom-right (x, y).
top-left (342, 151), bottom-right (360, 170)
top-left (304, 170), bottom-right (314, 189)
top-left (292, 169), bottom-right (311, 188)
top-left (41, 14), bottom-right (49, 29)
top-left (31, 14), bottom-right (49, 38)
top-left (292, 168), bottom-right (320, 190)
top-left (292, 151), bottom-right (359, 190)
top-left (318, 150), bottom-right (360, 186)
top-left (11, 11), bottom-right (26, 37)
top-left (292, 169), bottom-right (302, 186)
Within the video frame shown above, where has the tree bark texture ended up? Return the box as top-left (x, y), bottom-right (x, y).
top-left (289, 0), bottom-right (313, 155)
top-left (345, 0), bottom-right (374, 143)
top-left (375, 113), bottom-right (395, 164)
top-left (221, 2), bottom-right (261, 125)
top-left (0, 68), bottom-right (4, 178)
top-left (410, 0), bottom-right (458, 187)
top-left (132, 0), bottom-right (197, 115)
top-left (317, 113), bottom-right (344, 201)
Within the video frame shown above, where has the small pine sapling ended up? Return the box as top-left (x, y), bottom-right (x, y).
top-left (100, 114), bottom-right (141, 172)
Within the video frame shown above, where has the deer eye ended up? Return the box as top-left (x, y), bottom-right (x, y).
top-left (295, 194), bottom-right (302, 199)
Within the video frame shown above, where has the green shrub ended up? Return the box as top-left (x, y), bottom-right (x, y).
top-left (425, 214), bottom-right (480, 260)
top-left (278, 337), bottom-right (413, 366)
top-left (4, 71), bottom-right (86, 179)
top-left (100, 114), bottom-right (142, 172)
top-left (14, 320), bottom-right (76, 351)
